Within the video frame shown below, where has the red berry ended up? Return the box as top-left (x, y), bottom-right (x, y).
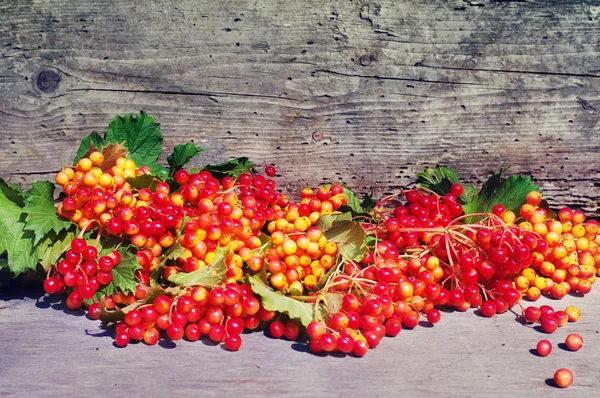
top-left (450, 184), bottom-right (464, 197)
top-left (115, 333), bottom-right (130, 347)
top-left (541, 316), bottom-right (558, 334)
top-left (536, 340), bottom-right (552, 357)
top-left (265, 165), bottom-right (276, 177)
top-left (167, 324), bottom-right (185, 341)
top-left (269, 320), bottom-right (285, 339)
top-left (565, 333), bottom-right (583, 351)
top-left (554, 368), bottom-right (574, 388)
top-left (426, 309), bottom-right (441, 324)
top-left (225, 335), bottom-right (242, 351)
top-left (88, 303), bottom-right (101, 320)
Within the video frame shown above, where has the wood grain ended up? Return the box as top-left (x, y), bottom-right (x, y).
top-left (1, 0), bottom-right (599, 215)
top-left (1, 283), bottom-right (600, 397)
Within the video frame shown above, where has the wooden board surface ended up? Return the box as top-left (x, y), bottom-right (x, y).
top-left (1, 0), bottom-right (600, 215)
top-left (1, 283), bottom-right (599, 397)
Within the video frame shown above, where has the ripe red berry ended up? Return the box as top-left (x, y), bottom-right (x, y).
top-left (565, 333), bottom-right (583, 351)
top-left (167, 324), bottom-right (185, 341)
top-left (554, 368), bottom-right (574, 388)
top-left (450, 183), bottom-right (464, 197)
top-left (269, 320), bottom-right (285, 339)
top-left (426, 309), bottom-right (441, 324)
top-left (225, 335), bottom-right (242, 351)
top-left (115, 333), bottom-right (130, 347)
top-left (536, 340), bottom-right (552, 357)
top-left (541, 316), bottom-right (558, 334)
top-left (265, 165), bottom-right (276, 177)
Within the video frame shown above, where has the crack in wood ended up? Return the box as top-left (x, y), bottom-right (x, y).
top-left (413, 62), bottom-right (600, 79)
top-left (576, 97), bottom-right (597, 112)
top-left (315, 69), bottom-right (485, 86)
top-left (463, 0), bottom-right (485, 7)
top-left (66, 88), bottom-right (304, 102)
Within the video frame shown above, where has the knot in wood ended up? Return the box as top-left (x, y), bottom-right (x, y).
top-left (359, 54), bottom-right (374, 66)
top-left (36, 69), bottom-right (61, 93)
top-left (312, 131), bottom-right (323, 141)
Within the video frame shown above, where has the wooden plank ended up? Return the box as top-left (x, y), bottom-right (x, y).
top-left (1, 0), bottom-right (599, 215)
top-left (1, 283), bottom-right (599, 396)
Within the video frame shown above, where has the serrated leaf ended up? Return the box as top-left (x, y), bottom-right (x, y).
top-left (0, 182), bottom-right (38, 277)
top-left (462, 169), bottom-right (541, 223)
top-left (416, 166), bottom-right (476, 204)
top-left (98, 142), bottom-right (128, 172)
top-left (167, 143), bottom-right (207, 177)
top-left (323, 220), bottom-right (367, 262)
top-left (148, 164), bottom-right (169, 179)
top-left (74, 131), bottom-right (105, 163)
top-left (100, 250), bottom-right (141, 296)
top-left (38, 228), bottom-right (77, 271)
top-left (202, 157), bottom-right (254, 180)
top-left (23, 181), bottom-right (72, 245)
top-left (150, 241), bottom-right (186, 287)
top-left (0, 179), bottom-right (24, 207)
top-left (105, 111), bottom-right (163, 167)
top-left (167, 246), bottom-right (229, 286)
top-left (249, 276), bottom-right (317, 326)
top-left (315, 212), bottom-right (352, 231)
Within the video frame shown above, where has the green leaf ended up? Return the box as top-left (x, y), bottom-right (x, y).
top-left (105, 111), bottom-right (163, 167)
top-left (38, 228), bottom-right (77, 271)
top-left (202, 157), bottom-right (254, 180)
top-left (249, 276), bottom-right (317, 327)
top-left (315, 212), bottom-right (352, 231)
top-left (323, 220), bottom-right (367, 262)
top-left (101, 249), bottom-right (141, 296)
top-left (0, 179), bottom-right (24, 207)
top-left (462, 169), bottom-right (541, 223)
top-left (167, 143), bottom-right (207, 177)
top-left (148, 164), bottom-right (169, 180)
top-left (150, 241), bottom-right (186, 287)
top-left (74, 131), bottom-right (105, 163)
top-left (416, 166), bottom-right (476, 204)
top-left (167, 246), bottom-right (229, 286)
top-left (96, 236), bottom-right (125, 257)
top-left (0, 182), bottom-right (38, 277)
top-left (23, 181), bottom-right (72, 245)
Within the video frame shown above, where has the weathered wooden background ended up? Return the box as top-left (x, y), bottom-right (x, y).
top-left (2, 2), bottom-right (600, 397)
top-left (1, 0), bottom-right (599, 214)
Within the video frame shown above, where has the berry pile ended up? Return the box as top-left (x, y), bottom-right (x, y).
top-left (44, 147), bottom-right (599, 359)
top-left (1, 113), bottom-right (596, 389)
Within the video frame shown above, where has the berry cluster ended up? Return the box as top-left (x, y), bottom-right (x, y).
top-left (107, 284), bottom-right (269, 350)
top-left (43, 238), bottom-right (121, 311)
top-left (45, 155), bottom-right (599, 366)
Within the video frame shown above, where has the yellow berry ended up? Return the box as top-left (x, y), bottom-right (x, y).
top-left (76, 158), bottom-right (93, 172)
top-left (89, 151), bottom-right (104, 166)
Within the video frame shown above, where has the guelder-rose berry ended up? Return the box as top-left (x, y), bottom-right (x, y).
top-left (553, 368), bottom-right (574, 388)
top-left (536, 340), bottom-right (552, 357)
top-left (565, 333), bottom-right (583, 351)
